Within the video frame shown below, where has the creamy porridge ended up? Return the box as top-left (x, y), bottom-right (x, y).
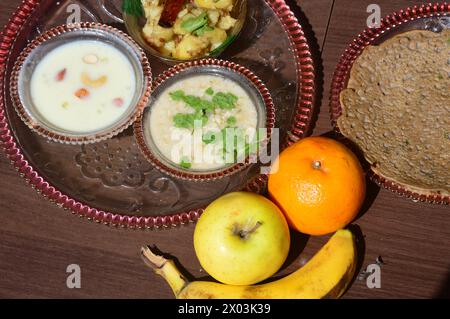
top-left (147, 75), bottom-right (259, 170)
top-left (30, 40), bottom-right (136, 133)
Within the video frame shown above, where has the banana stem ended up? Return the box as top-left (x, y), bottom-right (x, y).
top-left (141, 246), bottom-right (189, 298)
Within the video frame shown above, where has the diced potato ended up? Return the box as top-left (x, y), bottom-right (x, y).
top-left (201, 27), bottom-right (227, 46)
top-left (159, 46), bottom-right (171, 56)
top-left (194, 0), bottom-right (234, 11)
top-left (178, 8), bottom-right (188, 18)
top-left (142, 27), bottom-right (159, 47)
top-left (207, 10), bottom-right (220, 26)
top-left (147, 5), bottom-right (163, 21)
top-left (191, 8), bottom-right (205, 17)
top-left (185, 3), bottom-right (196, 12)
top-left (153, 25), bottom-right (174, 41)
top-left (174, 35), bottom-right (209, 60)
top-left (164, 41), bottom-right (176, 54)
top-left (142, 24), bottom-right (174, 48)
top-left (140, 0), bottom-right (234, 59)
top-left (218, 15), bottom-right (237, 30)
top-left (141, 1), bottom-right (163, 23)
top-left (141, 0), bottom-right (159, 8)
top-left (161, 40), bottom-right (177, 56)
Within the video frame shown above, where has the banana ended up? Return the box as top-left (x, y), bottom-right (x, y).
top-left (141, 229), bottom-right (358, 299)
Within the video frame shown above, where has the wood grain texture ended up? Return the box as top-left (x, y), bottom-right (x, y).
top-left (0, 0), bottom-right (449, 299)
top-left (294, 0), bottom-right (334, 50)
top-left (319, 0), bottom-right (450, 298)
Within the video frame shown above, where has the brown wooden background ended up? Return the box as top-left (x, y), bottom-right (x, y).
top-left (0, 0), bottom-right (449, 299)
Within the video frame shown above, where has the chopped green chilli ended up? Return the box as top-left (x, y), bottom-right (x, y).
top-left (181, 12), bottom-right (208, 33)
top-left (194, 25), bottom-right (214, 36)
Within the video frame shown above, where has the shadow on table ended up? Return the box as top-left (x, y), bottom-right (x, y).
top-left (435, 271), bottom-right (450, 299)
top-left (279, 230), bottom-right (310, 272)
top-left (344, 224), bottom-right (366, 295)
top-left (257, 224), bottom-right (365, 288)
top-left (355, 177), bottom-right (380, 220)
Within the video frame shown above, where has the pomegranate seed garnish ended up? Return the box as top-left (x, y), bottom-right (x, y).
top-left (75, 88), bottom-right (90, 99)
top-left (113, 97), bottom-right (124, 107)
top-left (55, 68), bottom-right (67, 82)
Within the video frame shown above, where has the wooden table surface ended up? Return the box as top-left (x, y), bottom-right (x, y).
top-left (0, 0), bottom-right (449, 299)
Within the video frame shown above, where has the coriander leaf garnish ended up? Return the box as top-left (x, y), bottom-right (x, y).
top-left (229, 93), bottom-right (238, 102)
top-left (205, 87), bottom-right (214, 95)
top-left (227, 116), bottom-right (237, 127)
top-left (199, 113), bottom-right (209, 126)
top-left (213, 92), bottom-right (238, 110)
top-left (181, 12), bottom-right (208, 33)
top-left (202, 131), bottom-right (218, 144)
top-left (173, 112), bottom-right (207, 129)
top-left (200, 99), bottom-right (215, 114)
top-left (183, 95), bottom-right (203, 111)
top-left (171, 90), bottom-right (239, 130)
top-left (180, 156), bottom-right (192, 169)
top-left (122, 0), bottom-right (144, 17)
top-left (170, 90), bottom-right (186, 101)
top-left (173, 113), bottom-right (196, 129)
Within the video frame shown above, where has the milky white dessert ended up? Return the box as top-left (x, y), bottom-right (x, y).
top-left (30, 40), bottom-right (136, 133)
top-left (147, 74), bottom-right (259, 170)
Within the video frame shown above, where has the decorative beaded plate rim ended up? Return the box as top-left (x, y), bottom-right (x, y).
top-left (329, 2), bottom-right (449, 205)
top-left (0, 0), bottom-right (316, 229)
top-left (10, 22), bottom-right (152, 145)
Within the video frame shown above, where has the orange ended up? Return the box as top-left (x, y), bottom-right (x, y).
top-left (268, 136), bottom-right (366, 236)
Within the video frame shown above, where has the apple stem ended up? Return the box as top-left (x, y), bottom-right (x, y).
top-left (238, 221), bottom-right (263, 239)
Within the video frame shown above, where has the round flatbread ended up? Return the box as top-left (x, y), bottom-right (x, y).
top-left (338, 29), bottom-right (450, 197)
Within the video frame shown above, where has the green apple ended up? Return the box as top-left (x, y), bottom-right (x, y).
top-left (193, 192), bottom-right (290, 286)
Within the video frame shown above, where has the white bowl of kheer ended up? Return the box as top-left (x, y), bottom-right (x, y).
top-left (10, 23), bottom-right (152, 144)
